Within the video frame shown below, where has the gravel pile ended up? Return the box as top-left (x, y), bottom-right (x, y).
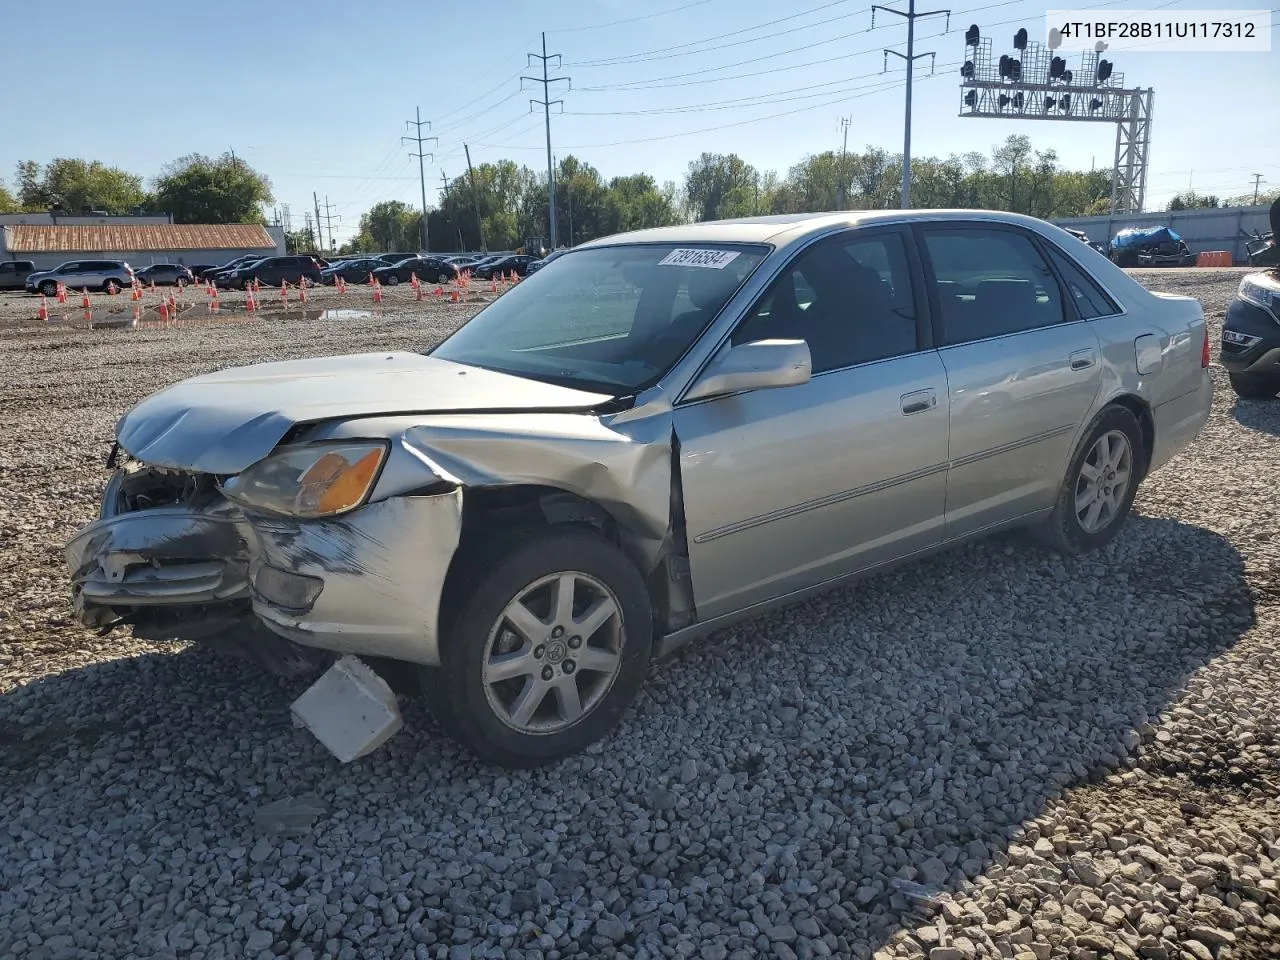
top-left (1, 270), bottom-right (1277, 960)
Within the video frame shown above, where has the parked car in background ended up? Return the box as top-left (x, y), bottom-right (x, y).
top-left (1220, 203), bottom-right (1280, 399)
top-left (0, 260), bottom-right (36, 291)
top-left (61, 210), bottom-right (1212, 768)
top-left (25, 260), bottom-right (135, 296)
top-left (187, 264), bottom-right (217, 278)
top-left (525, 248), bottom-right (570, 276)
top-left (371, 256), bottom-right (459, 286)
top-left (199, 256), bottom-right (264, 281)
top-left (135, 264), bottom-right (195, 287)
top-left (217, 255), bottom-right (324, 290)
top-left (1063, 228), bottom-right (1108, 256)
top-left (321, 258), bottom-right (386, 285)
top-left (471, 254), bottom-right (539, 279)
top-left (446, 255), bottom-right (483, 269)
top-left (377, 252), bottom-right (421, 266)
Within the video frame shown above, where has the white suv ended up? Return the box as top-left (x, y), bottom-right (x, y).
top-left (25, 260), bottom-right (136, 296)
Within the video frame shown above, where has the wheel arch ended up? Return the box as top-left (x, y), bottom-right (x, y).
top-left (440, 480), bottom-right (693, 650)
top-left (1102, 392), bottom-right (1155, 480)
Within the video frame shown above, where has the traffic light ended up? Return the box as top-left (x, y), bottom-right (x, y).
top-left (961, 60), bottom-right (975, 78)
top-left (1096, 59), bottom-right (1113, 83)
top-left (964, 89), bottom-right (978, 107)
top-left (1013, 27), bottom-right (1028, 49)
top-left (965, 24), bottom-right (980, 45)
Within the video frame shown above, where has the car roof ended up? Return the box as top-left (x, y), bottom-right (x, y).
top-left (578, 209), bottom-right (1077, 251)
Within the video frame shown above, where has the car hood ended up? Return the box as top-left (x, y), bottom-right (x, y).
top-left (116, 352), bottom-right (614, 474)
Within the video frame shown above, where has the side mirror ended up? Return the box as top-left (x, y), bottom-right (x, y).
top-left (685, 339), bottom-right (812, 402)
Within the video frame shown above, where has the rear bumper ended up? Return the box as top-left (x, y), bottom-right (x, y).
top-left (65, 483), bottom-right (464, 666)
top-left (1148, 374), bottom-right (1213, 474)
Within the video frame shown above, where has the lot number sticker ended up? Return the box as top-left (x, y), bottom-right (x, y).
top-left (658, 248), bottom-right (741, 269)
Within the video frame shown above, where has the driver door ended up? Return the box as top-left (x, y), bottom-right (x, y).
top-left (672, 227), bottom-right (950, 620)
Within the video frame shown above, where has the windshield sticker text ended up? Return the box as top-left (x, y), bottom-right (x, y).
top-left (658, 249), bottom-right (742, 269)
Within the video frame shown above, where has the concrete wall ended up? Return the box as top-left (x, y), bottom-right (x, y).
top-left (1052, 205), bottom-right (1272, 264)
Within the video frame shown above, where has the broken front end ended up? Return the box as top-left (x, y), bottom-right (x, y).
top-left (65, 446), bottom-right (464, 677)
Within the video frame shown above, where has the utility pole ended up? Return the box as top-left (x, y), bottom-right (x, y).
top-left (837, 116), bottom-right (851, 210)
top-left (403, 107), bottom-right (438, 252)
top-left (303, 211), bottom-right (316, 252)
top-left (1252, 173), bottom-right (1265, 205)
top-left (319, 196), bottom-right (340, 253)
top-left (439, 170), bottom-right (449, 202)
top-left (464, 144), bottom-right (487, 254)
top-left (523, 33), bottom-right (569, 249)
top-left (311, 194), bottom-right (323, 253)
top-left (874, 0), bottom-right (950, 208)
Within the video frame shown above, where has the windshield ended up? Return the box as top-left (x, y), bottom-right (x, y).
top-left (431, 242), bottom-right (769, 394)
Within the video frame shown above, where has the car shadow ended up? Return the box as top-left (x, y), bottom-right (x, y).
top-left (0, 515), bottom-right (1255, 959)
top-left (1228, 395), bottom-right (1280, 436)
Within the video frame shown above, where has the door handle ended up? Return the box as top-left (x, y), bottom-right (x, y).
top-left (901, 388), bottom-right (937, 416)
top-left (1069, 349), bottom-right (1097, 371)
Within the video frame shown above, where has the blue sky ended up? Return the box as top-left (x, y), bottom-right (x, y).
top-left (4, 0), bottom-right (1277, 245)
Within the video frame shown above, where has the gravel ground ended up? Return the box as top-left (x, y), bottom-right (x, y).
top-left (1, 270), bottom-right (1277, 960)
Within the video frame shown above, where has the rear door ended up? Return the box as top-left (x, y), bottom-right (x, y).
top-left (675, 226), bottom-right (951, 619)
top-left (917, 223), bottom-right (1103, 540)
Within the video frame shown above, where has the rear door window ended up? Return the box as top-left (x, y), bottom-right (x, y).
top-left (1043, 244), bottom-right (1120, 319)
top-left (921, 227), bottom-right (1065, 346)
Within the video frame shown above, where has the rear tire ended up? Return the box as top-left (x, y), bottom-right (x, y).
top-left (1228, 371), bottom-right (1280, 399)
top-left (102, 279), bottom-right (118, 294)
top-left (384, 273), bottom-right (400, 286)
top-left (39, 280), bottom-right (59, 297)
top-left (421, 528), bottom-right (652, 768)
top-left (438, 272), bottom-right (450, 284)
top-left (1033, 405), bottom-right (1146, 555)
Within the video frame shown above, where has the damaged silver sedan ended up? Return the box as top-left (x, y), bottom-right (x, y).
top-left (66, 211), bottom-right (1213, 767)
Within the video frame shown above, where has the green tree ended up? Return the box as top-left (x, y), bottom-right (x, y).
top-left (683, 153), bottom-right (758, 221)
top-left (603, 173), bottom-right (680, 234)
top-left (358, 200), bottom-right (419, 250)
top-left (1223, 189), bottom-right (1280, 208)
top-left (152, 153), bottom-right (273, 224)
top-left (1167, 191), bottom-right (1221, 211)
top-left (16, 158), bottom-right (146, 213)
top-left (0, 178), bottom-right (17, 213)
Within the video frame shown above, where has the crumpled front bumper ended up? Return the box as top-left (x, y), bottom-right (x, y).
top-left (65, 482), bottom-right (465, 666)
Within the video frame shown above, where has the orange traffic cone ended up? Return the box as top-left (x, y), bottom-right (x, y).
top-left (38, 295), bottom-right (49, 321)
top-left (337, 275), bottom-right (347, 294)
top-left (450, 289), bottom-right (460, 303)
top-left (373, 280), bottom-right (383, 304)
top-left (83, 308), bottom-right (92, 324)
top-left (281, 279), bottom-right (288, 304)
top-left (56, 282), bottom-right (67, 304)
top-left (159, 300), bottom-right (169, 322)
top-left (410, 272), bottom-right (420, 290)
top-left (131, 283), bottom-right (141, 301)
top-left (81, 288), bottom-right (91, 309)
top-left (246, 287), bottom-right (257, 312)
top-left (490, 277), bottom-right (498, 294)
top-left (434, 286), bottom-right (443, 297)
top-left (168, 292), bottom-right (177, 316)
top-left (133, 305), bottom-right (141, 321)
top-left (299, 277), bottom-right (308, 303)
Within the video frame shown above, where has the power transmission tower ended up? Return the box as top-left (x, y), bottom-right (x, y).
top-left (439, 169), bottom-right (449, 202)
top-left (319, 196), bottom-right (340, 253)
top-left (874, 0), bottom-right (950, 208)
top-left (523, 33), bottom-right (570, 249)
top-left (1252, 174), bottom-right (1266, 205)
top-left (837, 116), bottom-right (851, 210)
top-left (464, 145), bottom-right (487, 254)
top-left (280, 203), bottom-right (292, 233)
top-left (303, 211), bottom-right (316, 251)
top-left (312, 193), bottom-right (324, 253)
top-left (403, 108), bottom-right (438, 252)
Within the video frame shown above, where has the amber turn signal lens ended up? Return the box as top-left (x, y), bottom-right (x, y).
top-left (297, 448), bottom-right (384, 515)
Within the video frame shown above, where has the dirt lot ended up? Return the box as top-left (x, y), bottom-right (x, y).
top-left (1, 270), bottom-right (1277, 960)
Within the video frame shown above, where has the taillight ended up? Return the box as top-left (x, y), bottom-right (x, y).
top-left (1201, 326), bottom-right (1210, 368)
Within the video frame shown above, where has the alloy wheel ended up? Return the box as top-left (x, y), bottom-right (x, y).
top-left (1074, 429), bottom-right (1133, 534)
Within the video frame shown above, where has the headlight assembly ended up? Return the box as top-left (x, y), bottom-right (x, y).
top-left (220, 442), bottom-right (388, 518)
top-left (1239, 275), bottom-right (1279, 321)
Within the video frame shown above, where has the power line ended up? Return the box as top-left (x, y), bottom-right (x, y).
top-left (550, 0), bottom-right (715, 33)
top-left (567, 1), bottom-right (866, 66)
top-left (523, 33), bottom-right (570, 249)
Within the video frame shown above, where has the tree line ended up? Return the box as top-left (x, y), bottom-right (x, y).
top-left (0, 154), bottom-right (274, 224)
top-left (6, 138), bottom-right (1273, 256)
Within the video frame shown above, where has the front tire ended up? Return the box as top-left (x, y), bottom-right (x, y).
top-left (421, 529), bottom-right (653, 768)
top-left (1034, 405), bottom-right (1146, 554)
top-left (384, 273), bottom-right (400, 286)
top-left (39, 280), bottom-right (58, 297)
top-left (438, 272), bottom-right (450, 284)
top-left (1228, 371), bottom-right (1280, 399)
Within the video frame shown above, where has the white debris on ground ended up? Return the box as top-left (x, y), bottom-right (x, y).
top-left (0, 272), bottom-right (1276, 960)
